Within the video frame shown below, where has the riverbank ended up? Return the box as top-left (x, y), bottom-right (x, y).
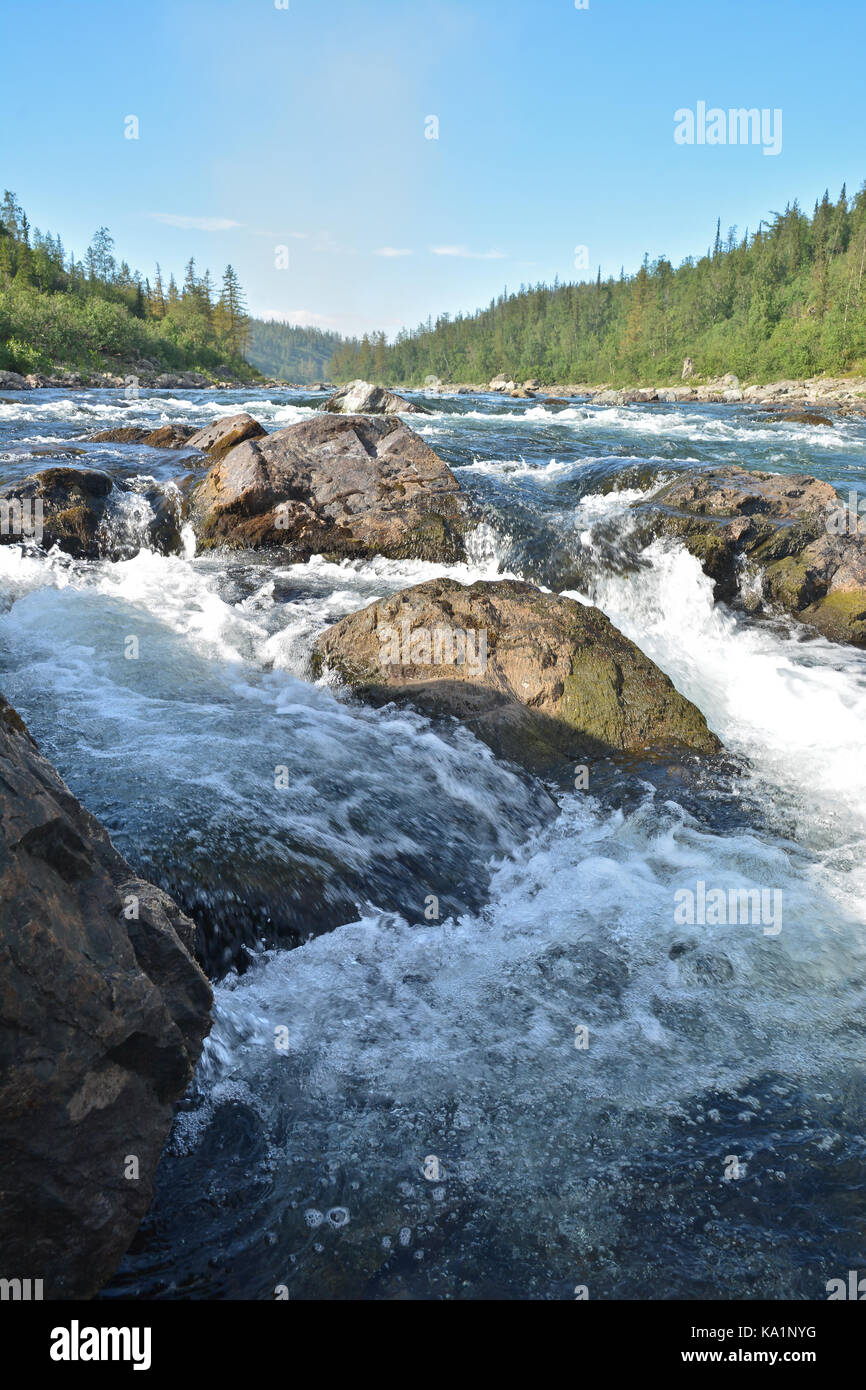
top-left (0, 365), bottom-right (278, 392)
top-left (417, 373), bottom-right (866, 413)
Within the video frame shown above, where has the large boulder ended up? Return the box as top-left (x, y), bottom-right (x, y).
top-left (189, 413), bottom-right (473, 561)
top-left (640, 465), bottom-right (866, 646)
top-left (0, 697), bottom-right (212, 1298)
top-left (313, 578), bottom-right (721, 773)
top-left (0, 468), bottom-right (182, 560)
top-left (322, 380), bottom-right (430, 416)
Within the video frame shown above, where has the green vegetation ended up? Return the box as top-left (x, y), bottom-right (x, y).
top-left (247, 319), bottom-right (344, 383)
top-left (0, 191), bottom-right (257, 379)
top-left (330, 183), bottom-right (866, 386)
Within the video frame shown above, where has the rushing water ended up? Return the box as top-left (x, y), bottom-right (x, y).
top-left (1, 386), bottom-right (865, 1300)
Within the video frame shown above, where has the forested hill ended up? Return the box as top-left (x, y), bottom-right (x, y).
top-left (0, 189), bottom-right (257, 379)
top-left (330, 183), bottom-right (866, 386)
top-left (247, 319), bottom-right (345, 383)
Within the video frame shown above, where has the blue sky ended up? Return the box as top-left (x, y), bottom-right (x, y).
top-left (2, 0), bottom-right (864, 338)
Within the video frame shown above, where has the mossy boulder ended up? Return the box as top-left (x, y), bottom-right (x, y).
top-left (0, 467), bottom-right (183, 560)
top-left (314, 578), bottom-right (721, 775)
top-left (0, 467), bottom-right (113, 557)
top-left (640, 465), bottom-right (866, 646)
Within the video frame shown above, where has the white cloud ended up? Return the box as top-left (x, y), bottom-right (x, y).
top-left (430, 245), bottom-right (506, 260)
top-left (375, 246), bottom-right (413, 257)
top-left (149, 213), bottom-right (241, 231)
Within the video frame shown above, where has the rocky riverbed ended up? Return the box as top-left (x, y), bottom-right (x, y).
top-left (1, 381), bottom-right (865, 1300)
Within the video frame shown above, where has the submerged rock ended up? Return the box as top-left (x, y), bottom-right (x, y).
top-left (322, 379), bottom-right (431, 416)
top-left (313, 578), bottom-right (721, 774)
top-left (640, 465), bottom-right (866, 646)
top-left (0, 697), bottom-right (212, 1298)
top-left (770, 409), bottom-right (834, 427)
top-left (190, 413), bottom-right (473, 561)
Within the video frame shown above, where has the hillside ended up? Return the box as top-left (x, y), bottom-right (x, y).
top-left (330, 183), bottom-right (866, 386)
top-left (0, 190), bottom-right (259, 382)
top-left (247, 319), bottom-right (344, 383)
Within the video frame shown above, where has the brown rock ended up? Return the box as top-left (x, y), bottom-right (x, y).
top-left (313, 578), bottom-right (721, 774)
top-left (184, 412), bottom-right (267, 458)
top-left (0, 697), bottom-right (212, 1299)
top-left (190, 413), bottom-right (473, 561)
top-left (87, 425), bottom-right (197, 448)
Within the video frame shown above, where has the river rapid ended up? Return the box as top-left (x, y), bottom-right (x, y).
top-left (1, 385), bottom-right (864, 1300)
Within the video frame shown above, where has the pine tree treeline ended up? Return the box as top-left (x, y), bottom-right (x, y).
top-left (247, 319), bottom-right (344, 382)
top-left (0, 191), bottom-right (253, 376)
top-left (330, 184), bottom-right (866, 386)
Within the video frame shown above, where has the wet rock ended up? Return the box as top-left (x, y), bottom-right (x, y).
top-left (190, 413), bottom-right (473, 561)
top-left (770, 410), bottom-right (834, 427)
top-left (86, 425), bottom-right (198, 448)
top-left (0, 697), bottom-right (212, 1298)
top-left (0, 467), bottom-right (183, 560)
top-left (313, 577), bottom-right (721, 774)
top-left (322, 380), bottom-right (430, 416)
top-left (0, 370), bottom-right (29, 390)
top-left (184, 412), bottom-right (267, 458)
top-left (0, 467), bottom-right (113, 558)
top-left (640, 465), bottom-right (866, 646)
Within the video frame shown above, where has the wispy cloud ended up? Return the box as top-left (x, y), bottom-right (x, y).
top-left (375, 246), bottom-right (413, 257)
top-left (149, 213), bottom-right (241, 232)
top-left (430, 245), bottom-right (506, 260)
